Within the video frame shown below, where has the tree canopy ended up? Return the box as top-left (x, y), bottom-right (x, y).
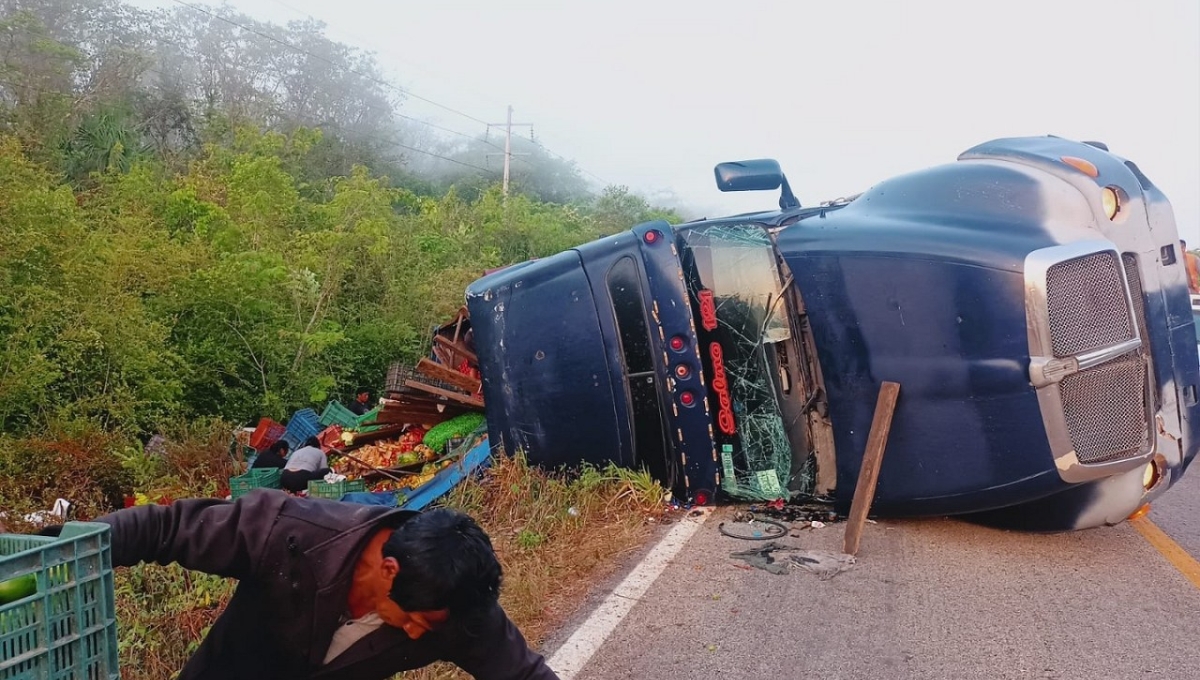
top-left (0, 0), bottom-right (681, 437)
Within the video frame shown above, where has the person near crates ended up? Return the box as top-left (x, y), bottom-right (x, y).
top-left (252, 439), bottom-right (289, 470)
top-left (281, 436), bottom-right (331, 493)
top-left (83, 492), bottom-right (559, 680)
top-left (348, 389), bottom-right (372, 416)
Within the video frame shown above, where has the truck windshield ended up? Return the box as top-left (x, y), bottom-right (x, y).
top-left (678, 223), bottom-right (796, 500)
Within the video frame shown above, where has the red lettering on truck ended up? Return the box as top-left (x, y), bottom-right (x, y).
top-left (709, 341), bottom-right (736, 435)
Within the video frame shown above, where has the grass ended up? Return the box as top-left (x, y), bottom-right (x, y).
top-left (398, 453), bottom-right (667, 679)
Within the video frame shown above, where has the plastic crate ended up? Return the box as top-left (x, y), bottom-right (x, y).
top-left (249, 418), bottom-right (286, 452)
top-left (355, 406), bottom-right (382, 427)
top-left (307, 478), bottom-right (367, 501)
top-left (229, 468), bottom-right (282, 499)
top-left (319, 401), bottom-right (359, 428)
top-left (317, 425), bottom-right (343, 452)
top-left (282, 408), bottom-right (322, 449)
top-left (386, 364), bottom-right (459, 395)
top-left (0, 522), bottom-right (119, 680)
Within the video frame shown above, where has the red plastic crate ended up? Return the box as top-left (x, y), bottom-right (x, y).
top-left (317, 425), bottom-right (343, 452)
top-left (249, 418), bottom-right (286, 452)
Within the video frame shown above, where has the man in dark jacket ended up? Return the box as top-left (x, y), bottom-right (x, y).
top-left (93, 491), bottom-right (559, 680)
top-left (251, 439), bottom-right (289, 469)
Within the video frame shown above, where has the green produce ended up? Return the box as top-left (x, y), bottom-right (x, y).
top-left (0, 574), bottom-right (37, 605)
top-left (422, 413), bottom-right (486, 454)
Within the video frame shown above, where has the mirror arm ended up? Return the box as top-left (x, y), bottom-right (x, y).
top-left (779, 175), bottom-right (801, 210)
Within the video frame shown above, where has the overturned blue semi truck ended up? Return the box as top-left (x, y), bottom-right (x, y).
top-left (463, 136), bottom-right (1199, 531)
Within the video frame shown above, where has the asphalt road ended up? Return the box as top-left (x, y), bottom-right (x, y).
top-left (545, 471), bottom-right (1200, 680)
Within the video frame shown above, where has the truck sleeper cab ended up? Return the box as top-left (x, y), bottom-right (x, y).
top-left (466, 136), bottom-right (1199, 531)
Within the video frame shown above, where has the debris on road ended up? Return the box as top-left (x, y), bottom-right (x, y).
top-left (718, 516), bottom-right (788, 541)
top-left (729, 542), bottom-right (795, 575)
top-left (727, 541), bottom-right (857, 580)
top-left (792, 550), bottom-right (857, 580)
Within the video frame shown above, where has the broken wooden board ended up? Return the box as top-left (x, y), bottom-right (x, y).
top-left (416, 357), bottom-right (481, 395)
top-left (404, 379), bottom-right (485, 409)
top-left (842, 381), bottom-right (900, 556)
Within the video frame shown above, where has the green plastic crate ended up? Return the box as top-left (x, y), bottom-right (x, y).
top-left (319, 401), bottom-right (358, 428)
top-left (229, 468), bottom-right (282, 499)
top-left (355, 406), bottom-right (382, 427)
top-left (0, 522), bottom-right (119, 680)
top-left (307, 478), bottom-right (366, 500)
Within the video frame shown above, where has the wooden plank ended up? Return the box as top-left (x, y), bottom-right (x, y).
top-left (383, 392), bottom-right (472, 408)
top-left (451, 306), bottom-right (468, 344)
top-left (842, 381), bottom-right (901, 556)
top-left (431, 345), bottom-right (454, 367)
top-left (377, 406), bottom-right (469, 424)
top-left (404, 379), bottom-right (485, 409)
top-left (416, 357), bottom-right (481, 394)
top-left (343, 424), bottom-right (407, 447)
top-left (434, 334), bottom-right (478, 364)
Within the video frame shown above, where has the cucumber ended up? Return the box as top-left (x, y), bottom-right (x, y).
top-left (0, 574), bottom-right (37, 605)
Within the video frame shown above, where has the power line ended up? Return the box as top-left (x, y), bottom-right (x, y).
top-left (391, 141), bottom-right (492, 173)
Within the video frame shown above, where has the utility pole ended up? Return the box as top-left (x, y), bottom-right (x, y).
top-left (487, 105), bottom-right (532, 199)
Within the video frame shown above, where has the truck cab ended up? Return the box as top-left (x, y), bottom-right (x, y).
top-left (465, 136), bottom-right (1199, 531)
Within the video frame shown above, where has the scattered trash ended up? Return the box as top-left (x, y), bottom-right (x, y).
top-left (747, 500), bottom-right (841, 524)
top-left (718, 516), bottom-right (788, 541)
top-left (323, 472), bottom-right (347, 484)
top-left (727, 541), bottom-right (857, 580)
top-left (567, 506), bottom-right (579, 517)
top-left (791, 550), bottom-right (857, 580)
top-left (810, 520), bottom-right (826, 529)
top-left (22, 498), bottom-right (72, 525)
top-left (728, 541), bottom-right (795, 575)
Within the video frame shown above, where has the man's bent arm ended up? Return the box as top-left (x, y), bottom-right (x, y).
top-left (449, 606), bottom-right (560, 680)
top-left (93, 490), bottom-right (285, 579)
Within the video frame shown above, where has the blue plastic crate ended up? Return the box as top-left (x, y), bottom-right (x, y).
top-left (282, 408), bottom-right (322, 448)
top-left (0, 522), bottom-right (119, 680)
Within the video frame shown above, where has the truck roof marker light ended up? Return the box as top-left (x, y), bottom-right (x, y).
top-left (1061, 156), bottom-right (1099, 178)
top-left (679, 390), bottom-right (696, 407)
top-left (669, 335), bottom-right (686, 352)
top-left (675, 364), bottom-right (691, 379)
top-left (644, 229), bottom-right (663, 245)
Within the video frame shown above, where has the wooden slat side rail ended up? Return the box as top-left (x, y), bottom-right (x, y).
top-left (416, 357), bottom-right (482, 394)
top-left (842, 381), bottom-right (901, 556)
top-left (404, 380), bottom-right (485, 409)
top-left (433, 334), bottom-right (478, 364)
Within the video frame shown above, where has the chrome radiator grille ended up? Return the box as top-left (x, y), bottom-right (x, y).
top-left (1059, 353), bottom-right (1149, 463)
top-left (1032, 247), bottom-right (1152, 472)
top-left (1045, 252), bottom-right (1135, 355)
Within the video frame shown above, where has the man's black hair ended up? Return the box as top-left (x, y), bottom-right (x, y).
top-left (384, 508), bottom-right (502, 632)
top-left (269, 440), bottom-right (290, 455)
top-left (303, 435), bottom-right (320, 448)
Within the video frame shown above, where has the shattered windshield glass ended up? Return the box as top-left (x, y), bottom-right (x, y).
top-left (679, 223), bottom-right (796, 501)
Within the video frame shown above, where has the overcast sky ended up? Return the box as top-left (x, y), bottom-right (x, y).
top-left (131, 0), bottom-right (1199, 240)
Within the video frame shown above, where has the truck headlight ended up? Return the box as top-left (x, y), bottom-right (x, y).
top-left (1102, 186), bottom-right (1123, 220)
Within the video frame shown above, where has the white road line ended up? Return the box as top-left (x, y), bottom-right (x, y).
top-left (546, 507), bottom-right (711, 679)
